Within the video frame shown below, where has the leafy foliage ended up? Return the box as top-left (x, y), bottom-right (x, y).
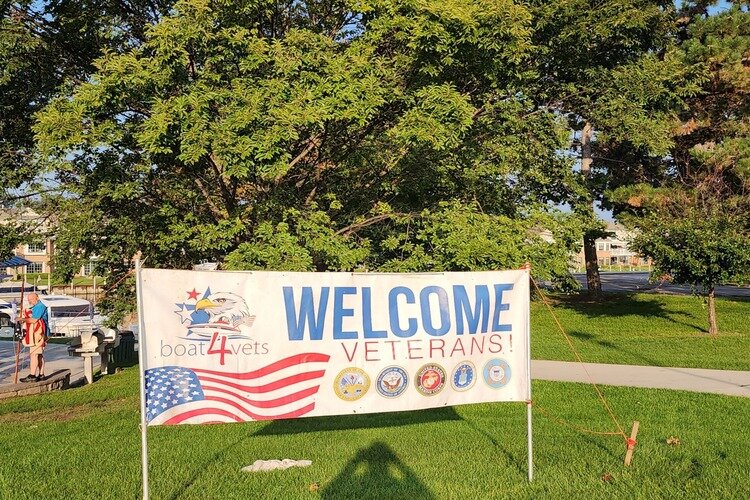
top-left (0, 0), bottom-right (173, 256)
top-left (34, 0), bottom-right (588, 322)
top-left (614, 5), bottom-right (750, 289)
top-left (21, 0), bottom-right (748, 327)
top-left (611, 4), bottom-right (750, 333)
top-left (619, 187), bottom-right (750, 290)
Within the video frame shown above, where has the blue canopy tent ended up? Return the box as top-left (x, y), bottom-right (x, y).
top-left (0, 255), bottom-right (33, 280)
top-left (0, 255), bottom-right (33, 267)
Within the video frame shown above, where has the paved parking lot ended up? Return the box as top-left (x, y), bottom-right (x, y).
top-left (0, 341), bottom-right (88, 385)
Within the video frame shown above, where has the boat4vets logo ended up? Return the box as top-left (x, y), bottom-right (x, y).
top-left (333, 368), bottom-right (370, 401)
top-left (415, 363), bottom-right (446, 396)
top-left (174, 287), bottom-right (256, 341)
top-left (376, 366), bottom-right (408, 398)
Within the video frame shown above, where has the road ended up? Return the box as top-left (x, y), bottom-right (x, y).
top-left (573, 272), bottom-right (750, 297)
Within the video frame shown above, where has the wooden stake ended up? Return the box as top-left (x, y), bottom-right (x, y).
top-left (624, 421), bottom-right (640, 466)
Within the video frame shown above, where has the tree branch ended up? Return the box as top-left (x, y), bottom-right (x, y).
top-left (2, 188), bottom-right (62, 202)
top-left (192, 176), bottom-right (228, 221)
top-left (336, 212), bottom-right (415, 236)
top-left (206, 153), bottom-right (235, 213)
top-left (274, 132), bottom-right (323, 185)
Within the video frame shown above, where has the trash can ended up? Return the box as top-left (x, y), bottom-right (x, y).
top-left (109, 330), bottom-right (137, 372)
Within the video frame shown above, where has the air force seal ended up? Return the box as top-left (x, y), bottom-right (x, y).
top-left (451, 361), bottom-right (476, 391)
top-left (333, 367), bottom-right (370, 401)
top-left (415, 363), bottom-right (446, 396)
top-left (483, 358), bottom-right (511, 389)
top-left (376, 366), bottom-right (408, 398)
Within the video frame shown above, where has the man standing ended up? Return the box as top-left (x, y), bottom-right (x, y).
top-left (19, 292), bottom-right (49, 382)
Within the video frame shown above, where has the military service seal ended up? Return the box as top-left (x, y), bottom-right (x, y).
top-left (333, 367), bottom-right (370, 401)
top-left (376, 366), bottom-right (408, 398)
top-left (482, 358), bottom-right (511, 389)
top-left (451, 361), bottom-right (476, 391)
top-left (415, 363), bottom-right (446, 396)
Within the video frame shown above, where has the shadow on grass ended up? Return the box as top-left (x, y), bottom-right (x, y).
top-left (167, 433), bottom-right (252, 500)
top-left (461, 418), bottom-right (526, 476)
top-left (321, 441), bottom-right (436, 500)
top-left (566, 329), bottom-right (664, 368)
top-left (546, 292), bottom-right (707, 333)
top-left (580, 433), bottom-right (622, 462)
top-left (568, 331), bottom-right (617, 349)
top-left (565, 329), bottom-right (749, 387)
top-left (252, 406), bottom-right (462, 436)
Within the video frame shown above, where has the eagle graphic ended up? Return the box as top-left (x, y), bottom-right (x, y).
top-left (194, 292), bottom-right (256, 330)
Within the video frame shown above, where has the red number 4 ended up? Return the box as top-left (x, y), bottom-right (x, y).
top-left (207, 332), bottom-right (230, 365)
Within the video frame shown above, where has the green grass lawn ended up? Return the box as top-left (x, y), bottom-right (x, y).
top-left (532, 293), bottom-right (750, 370)
top-left (1, 292), bottom-right (749, 499)
top-left (0, 368), bottom-right (748, 499)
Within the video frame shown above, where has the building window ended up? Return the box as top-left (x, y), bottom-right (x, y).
top-left (26, 262), bottom-right (43, 273)
top-left (26, 242), bottom-right (46, 254)
top-left (83, 261), bottom-right (96, 276)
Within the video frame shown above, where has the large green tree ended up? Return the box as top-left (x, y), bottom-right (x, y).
top-left (36, 0), bottom-right (586, 322)
top-left (525, 0), bottom-right (704, 293)
top-left (0, 0), bottom-right (172, 254)
top-left (33, 0), bottom-right (732, 326)
top-left (614, 3), bottom-right (750, 335)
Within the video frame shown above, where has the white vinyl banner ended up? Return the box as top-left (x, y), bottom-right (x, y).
top-left (139, 269), bottom-right (530, 425)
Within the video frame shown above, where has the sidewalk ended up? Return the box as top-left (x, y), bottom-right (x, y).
top-left (0, 341), bottom-right (87, 385)
top-left (532, 360), bottom-right (750, 397)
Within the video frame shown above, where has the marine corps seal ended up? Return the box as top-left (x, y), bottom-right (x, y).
top-left (415, 363), bottom-right (446, 396)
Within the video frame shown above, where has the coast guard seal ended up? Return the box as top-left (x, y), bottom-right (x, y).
top-left (483, 358), bottom-right (511, 389)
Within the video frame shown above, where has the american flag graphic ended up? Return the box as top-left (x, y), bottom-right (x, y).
top-left (145, 353), bottom-right (330, 425)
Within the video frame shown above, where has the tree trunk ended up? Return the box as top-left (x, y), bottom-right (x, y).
top-left (583, 233), bottom-right (602, 293)
top-left (580, 122), bottom-right (602, 294)
top-left (707, 286), bottom-right (718, 335)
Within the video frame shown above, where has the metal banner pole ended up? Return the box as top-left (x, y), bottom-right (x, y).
top-left (525, 268), bottom-right (533, 482)
top-left (14, 270), bottom-right (28, 383)
top-left (135, 259), bottom-right (150, 500)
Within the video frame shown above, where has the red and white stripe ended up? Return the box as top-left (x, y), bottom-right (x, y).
top-left (148, 353), bottom-right (330, 426)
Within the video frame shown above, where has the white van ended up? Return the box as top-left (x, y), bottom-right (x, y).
top-left (0, 292), bottom-right (106, 338)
